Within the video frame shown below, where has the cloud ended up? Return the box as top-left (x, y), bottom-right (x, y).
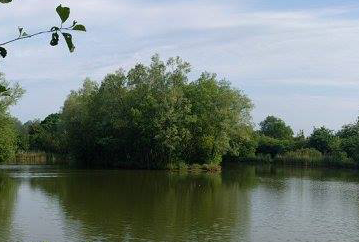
top-left (2, 0), bottom-right (359, 132)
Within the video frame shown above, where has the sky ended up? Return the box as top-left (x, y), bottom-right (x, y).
top-left (2, 0), bottom-right (359, 134)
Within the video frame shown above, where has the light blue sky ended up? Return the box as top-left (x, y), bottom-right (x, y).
top-left (2, 0), bottom-right (359, 134)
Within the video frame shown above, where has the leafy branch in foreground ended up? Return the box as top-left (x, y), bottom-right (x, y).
top-left (0, 3), bottom-right (86, 94)
top-left (0, 4), bottom-right (86, 57)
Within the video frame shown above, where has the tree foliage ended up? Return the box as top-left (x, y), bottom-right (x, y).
top-left (308, 127), bottom-right (340, 154)
top-left (57, 55), bottom-right (254, 167)
top-left (246, 116), bottom-right (359, 166)
top-left (0, 73), bottom-right (24, 162)
top-left (259, 115), bottom-right (293, 139)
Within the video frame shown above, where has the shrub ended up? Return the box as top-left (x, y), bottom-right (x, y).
top-left (190, 163), bottom-right (202, 171)
top-left (256, 136), bottom-right (291, 157)
top-left (202, 163), bottom-right (221, 172)
top-left (178, 162), bottom-right (189, 171)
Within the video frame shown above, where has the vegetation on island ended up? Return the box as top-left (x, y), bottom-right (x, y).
top-left (1, 56), bottom-right (253, 169)
top-left (1, 55), bottom-right (359, 169)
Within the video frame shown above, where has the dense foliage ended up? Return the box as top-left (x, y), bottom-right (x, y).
top-left (238, 115), bottom-right (359, 168)
top-left (259, 116), bottom-right (293, 139)
top-left (59, 56), bottom-right (254, 168)
top-left (0, 73), bottom-right (24, 163)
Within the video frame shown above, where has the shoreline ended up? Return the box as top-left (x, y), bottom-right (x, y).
top-left (226, 157), bottom-right (359, 170)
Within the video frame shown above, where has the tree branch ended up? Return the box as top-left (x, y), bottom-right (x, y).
top-left (0, 27), bottom-right (72, 46)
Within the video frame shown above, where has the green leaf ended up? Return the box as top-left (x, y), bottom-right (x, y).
top-left (56, 4), bottom-right (70, 23)
top-left (18, 27), bottom-right (28, 37)
top-left (0, 0), bottom-right (12, 3)
top-left (0, 84), bottom-right (7, 94)
top-left (18, 27), bottom-right (23, 36)
top-left (51, 26), bottom-right (60, 32)
top-left (0, 47), bottom-right (7, 58)
top-left (50, 32), bottom-right (59, 46)
top-left (72, 24), bottom-right (86, 32)
top-left (62, 33), bottom-right (75, 52)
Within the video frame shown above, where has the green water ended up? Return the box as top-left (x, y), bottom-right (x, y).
top-left (0, 164), bottom-right (359, 242)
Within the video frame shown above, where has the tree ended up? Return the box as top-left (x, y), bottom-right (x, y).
top-left (227, 125), bottom-right (258, 159)
top-left (259, 116), bottom-right (293, 140)
top-left (0, 73), bottom-right (24, 162)
top-left (308, 127), bottom-right (340, 154)
top-left (24, 113), bottom-right (66, 154)
top-left (256, 135), bottom-right (291, 157)
top-left (291, 129), bottom-right (308, 150)
top-left (184, 72), bottom-right (253, 164)
top-left (337, 118), bottom-right (359, 161)
top-left (12, 118), bottom-right (29, 151)
top-left (0, 2), bottom-right (86, 95)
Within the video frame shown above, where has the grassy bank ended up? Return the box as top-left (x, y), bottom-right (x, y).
top-left (230, 155), bottom-right (358, 169)
top-left (6, 153), bottom-right (222, 172)
top-left (166, 162), bottom-right (222, 172)
top-left (226, 148), bottom-right (359, 170)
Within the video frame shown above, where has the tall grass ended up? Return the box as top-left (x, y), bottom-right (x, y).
top-left (13, 152), bottom-right (47, 165)
top-left (166, 162), bottom-right (221, 172)
top-left (8, 152), bottom-right (67, 165)
top-left (232, 148), bottom-right (358, 169)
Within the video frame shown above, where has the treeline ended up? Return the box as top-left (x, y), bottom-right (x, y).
top-left (226, 115), bottom-right (359, 168)
top-left (1, 56), bottom-right (359, 169)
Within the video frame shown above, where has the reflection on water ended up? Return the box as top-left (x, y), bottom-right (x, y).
top-left (0, 164), bottom-right (359, 242)
top-left (0, 172), bottom-right (18, 241)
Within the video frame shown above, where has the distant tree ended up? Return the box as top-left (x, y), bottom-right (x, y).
top-left (308, 127), bottom-right (340, 154)
top-left (24, 113), bottom-right (66, 154)
top-left (256, 135), bottom-right (291, 157)
top-left (259, 116), bottom-right (293, 140)
top-left (337, 118), bottom-right (359, 161)
top-left (292, 129), bottom-right (307, 150)
top-left (0, 73), bottom-right (24, 162)
top-left (12, 118), bottom-right (29, 151)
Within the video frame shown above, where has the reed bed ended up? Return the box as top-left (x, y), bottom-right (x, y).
top-left (7, 152), bottom-right (67, 165)
top-left (166, 162), bottom-right (221, 172)
top-left (232, 148), bottom-right (358, 169)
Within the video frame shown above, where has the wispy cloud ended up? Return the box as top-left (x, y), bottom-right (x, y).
top-left (2, 0), bottom-right (359, 132)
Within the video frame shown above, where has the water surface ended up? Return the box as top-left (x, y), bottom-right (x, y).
top-left (1, 164), bottom-right (359, 242)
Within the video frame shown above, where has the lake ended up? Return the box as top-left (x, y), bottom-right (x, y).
top-left (0, 164), bottom-right (359, 242)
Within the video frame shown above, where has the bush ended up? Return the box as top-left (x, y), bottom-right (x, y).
top-left (190, 163), bottom-right (202, 171)
top-left (323, 152), bottom-right (356, 169)
top-left (256, 136), bottom-right (291, 157)
top-left (178, 162), bottom-right (189, 171)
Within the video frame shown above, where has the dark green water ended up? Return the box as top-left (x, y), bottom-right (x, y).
top-left (1, 164), bottom-right (359, 242)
